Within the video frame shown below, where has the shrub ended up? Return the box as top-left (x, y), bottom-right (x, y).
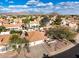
top-left (10, 30), bottom-right (22, 35)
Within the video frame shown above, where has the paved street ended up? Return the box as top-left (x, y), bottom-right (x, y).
top-left (50, 44), bottom-right (79, 58)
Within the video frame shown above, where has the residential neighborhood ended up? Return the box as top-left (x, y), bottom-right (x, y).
top-left (0, 14), bottom-right (79, 58)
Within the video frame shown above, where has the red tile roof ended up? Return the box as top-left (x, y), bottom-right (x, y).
top-left (26, 31), bottom-right (47, 42)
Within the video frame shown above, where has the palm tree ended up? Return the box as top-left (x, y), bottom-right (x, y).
top-left (9, 34), bottom-right (29, 57)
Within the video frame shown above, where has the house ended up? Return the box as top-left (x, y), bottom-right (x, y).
top-left (69, 21), bottom-right (78, 31)
top-left (29, 19), bottom-right (40, 28)
top-left (25, 31), bottom-right (48, 46)
top-left (50, 15), bottom-right (57, 21)
top-left (3, 23), bottom-right (22, 30)
top-left (61, 18), bottom-right (69, 26)
top-left (0, 35), bottom-right (10, 44)
top-left (25, 19), bottom-right (40, 31)
top-left (61, 18), bottom-right (78, 31)
top-left (0, 31), bottom-right (48, 53)
top-left (0, 31), bottom-right (10, 35)
top-left (0, 35), bottom-right (11, 53)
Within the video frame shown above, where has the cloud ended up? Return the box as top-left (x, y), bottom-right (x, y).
top-left (54, 1), bottom-right (79, 14)
top-left (1, 0), bottom-right (79, 14)
top-left (37, 2), bottom-right (53, 7)
top-left (26, 0), bottom-right (54, 14)
top-left (0, 0), bottom-right (54, 14)
top-left (8, 1), bottom-right (14, 4)
top-left (9, 5), bottom-right (29, 8)
top-left (26, 0), bottom-right (39, 5)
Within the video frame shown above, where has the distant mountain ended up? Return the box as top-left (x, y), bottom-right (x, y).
top-left (0, 12), bottom-right (44, 15)
top-left (0, 11), bottom-right (60, 15)
top-left (0, 12), bottom-right (29, 15)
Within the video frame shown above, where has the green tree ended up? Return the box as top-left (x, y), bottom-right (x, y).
top-left (10, 30), bottom-right (22, 35)
top-left (53, 16), bottom-right (62, 25)
top-left (12, 15), bottom-right (17, 19)
top-left (28, 16), bottom-right (33, 21)
top-left (39, 16), bottom-right (50, 27)
top-left (22, 17), bottom-right (30, 24)
top-left (9, 34), bottom-right (29, 56)
top-left (1, 16), bottom-right (6, 19)
top-left (22, 17), bottom-right (31, 30)
top-left (46, 26), bottom-right (76, 42)
top-left (0, 26), bottom-right (6, 33)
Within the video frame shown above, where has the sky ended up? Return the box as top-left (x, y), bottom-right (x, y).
top-left (0, 0), bottom-right (79, 14)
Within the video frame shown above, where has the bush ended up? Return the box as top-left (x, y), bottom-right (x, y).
top-left (10, 30), bottom-right (22, 35)
top-left (0, 26), bottom-right (6, 33)
top-left (53, 15), bottom-right (62, 25)
top-left (69, 39), bottom-right (76, 43)
top-left (39, 16), bottom-right (50, 27)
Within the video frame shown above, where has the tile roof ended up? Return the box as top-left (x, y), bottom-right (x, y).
top-left (30, 19), bottom-right (39, 24)
top-left (0, 31), bottom-right (47, 45)
top-left (0, 35), bottom-right (10, 44)
top-left (3, 23), bottom-right (22, 28)
top-left (26, 31), bottom-right (47, 42)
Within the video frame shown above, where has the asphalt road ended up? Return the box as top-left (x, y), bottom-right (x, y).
top-left (49, 44), bottom-right (79, 58)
